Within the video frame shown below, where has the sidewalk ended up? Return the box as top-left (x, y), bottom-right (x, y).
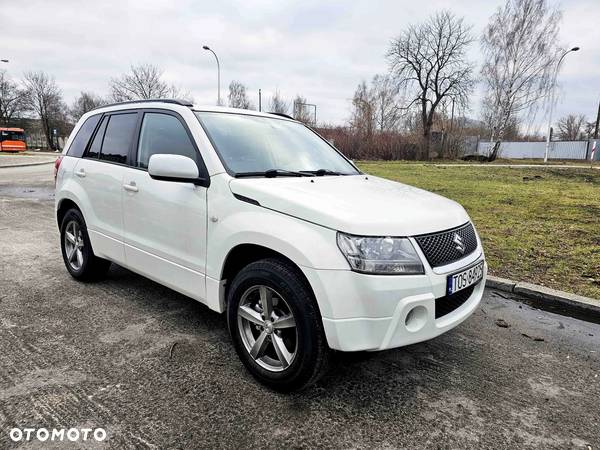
top-left (24, 150), bottom-right (61, 156)
top-left (0, 153), bottom-right (57, 168)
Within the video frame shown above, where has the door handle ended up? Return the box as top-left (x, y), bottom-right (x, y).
top-left (123, 182), bottom-right (138, 192)
top-left (75, 168), bottom-right (86, 178)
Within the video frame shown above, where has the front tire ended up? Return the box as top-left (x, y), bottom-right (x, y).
top-left (60, 208), bottom-right (110, 281)
top-left (227, 258), bottom-right (330, 392)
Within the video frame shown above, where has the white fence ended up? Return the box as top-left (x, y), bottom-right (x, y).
top-left (475, 140), bottom-right (595, 160)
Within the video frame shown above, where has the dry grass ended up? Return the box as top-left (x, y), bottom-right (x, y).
top-left (358, 161), bottom-right (600, 300)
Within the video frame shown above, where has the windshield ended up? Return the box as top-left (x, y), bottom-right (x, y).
top-left (195, 112), bottom-right (359, 176)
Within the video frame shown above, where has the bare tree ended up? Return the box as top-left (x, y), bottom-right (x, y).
top-left (293, 95), bottom-right (313, 124)
top-left (69, 91), bottom-right (107, 122)
top-left (0, 70), bottom-right (28, 126)
top-left (349, 81), bottom-right (375, 137)
top-left (584, 121), bottom-right (596, 139)
top-left (371, 74), bottom-right (402, 132)
top-left (481, 0), bottom-right (562, 161)
top-left (110, 64), bottom-right (186, 102)
top-left (556, 114), bottom-right (586, 140)
top-left (387, 11), bottom-right (475, 159)
top-left (480, 95), bottom-right (521, 141)
top-left (269, 90), bottom-right (289, 114)
top-left (22, 71), bottom-right (67, 150)
top-left (228, 81), bottom-right (253, 109)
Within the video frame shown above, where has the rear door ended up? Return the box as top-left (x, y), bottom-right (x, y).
top-left (74, 111), bottom-right (139, 263)
top-left (121, 110), bottom-right (209, 302)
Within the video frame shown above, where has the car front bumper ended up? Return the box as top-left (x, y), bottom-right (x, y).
top-left (303, 246), bottom-right (487, 352)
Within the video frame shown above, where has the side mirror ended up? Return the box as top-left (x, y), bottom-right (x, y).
top-left (148, 154), bottom-right (205, 185)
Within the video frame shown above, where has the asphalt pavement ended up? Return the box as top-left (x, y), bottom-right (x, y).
top-left (0, 164), bottom-right (598, 449)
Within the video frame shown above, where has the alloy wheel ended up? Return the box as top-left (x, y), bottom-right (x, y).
top-left (64, 220), bottom-right (84, 271)
top-left (237, 285), bottom-right (298, 372)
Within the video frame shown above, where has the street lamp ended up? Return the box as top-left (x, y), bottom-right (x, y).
top-left (544, 46), bottom-right (580, 163)
top-left (203, 45), bottom-right (221, 106)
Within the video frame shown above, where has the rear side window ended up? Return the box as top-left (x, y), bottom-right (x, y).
top-left (99, 113), bottom-right (138, 165)
top-left (136, 113), bottom-right (198, 169)
top-left (86, 116), bottom-right (108, 159)
top-left (67, 114), bottom-right (101, 157)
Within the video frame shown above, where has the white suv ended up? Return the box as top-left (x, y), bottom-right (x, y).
top-left (55, 100), bottom-right (487, 391)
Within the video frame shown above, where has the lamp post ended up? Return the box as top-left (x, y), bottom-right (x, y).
top-left (202, 45), bottom-right (221, 106)
top-left (544, 46), bottom-right (580, 163)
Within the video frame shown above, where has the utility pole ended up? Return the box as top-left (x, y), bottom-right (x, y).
top-left (449, 97), bottom-right (455, 135)
top-left (258, 89), bottom-right (261, 112)
top-left (440, 97), bottom-right (455, 156)
top-left (447, 97), bottom-right (455, 156)
top-left (594, 98), bottom-right (600, 139)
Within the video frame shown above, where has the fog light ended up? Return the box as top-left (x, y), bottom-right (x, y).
top-left (405, 305), bottom-right (427, 332)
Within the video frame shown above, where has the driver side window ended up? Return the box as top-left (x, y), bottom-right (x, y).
top-left (137, 112), bottom-right (199, 169)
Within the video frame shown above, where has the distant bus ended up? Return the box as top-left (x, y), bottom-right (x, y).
top-left (0, 127), bottom-right (27, 152)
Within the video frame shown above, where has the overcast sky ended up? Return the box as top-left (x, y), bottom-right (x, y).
top-left (1, 0), bottom-right (598, 129)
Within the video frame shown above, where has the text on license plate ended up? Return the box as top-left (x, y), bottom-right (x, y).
top-left (447, 261), bottom-right (484, 295)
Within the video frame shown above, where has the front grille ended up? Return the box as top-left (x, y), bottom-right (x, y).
top-left (435, 285), bottom-right (476, 319)
top-left (414, 223), bottom-right (478, 268)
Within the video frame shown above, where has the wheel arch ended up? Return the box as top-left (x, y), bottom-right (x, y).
top-left (220, 243), bottom-right (320, 314)
top-left (56, 198), bottom-right (82, 228)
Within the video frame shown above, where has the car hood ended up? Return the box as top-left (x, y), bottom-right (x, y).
top-left (228, 175), bottom-right (470, 236)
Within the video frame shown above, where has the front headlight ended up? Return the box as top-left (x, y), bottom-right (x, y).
top-left (336, 232), bottom-right (424, 275)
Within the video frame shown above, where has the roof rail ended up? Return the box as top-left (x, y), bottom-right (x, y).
top-left (91, 98), bottom-right (194, 111)
top-left (267, 112), bottom-right (295, 120)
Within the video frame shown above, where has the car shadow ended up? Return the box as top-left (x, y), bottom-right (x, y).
top-left (99, 263), bottom-right (459, 410)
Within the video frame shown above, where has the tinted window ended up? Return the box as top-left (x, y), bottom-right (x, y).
top-left (86, 116), bottom-right (108, 159)
top-left (137, 113), bottom-right (198, 169)
top-left (99, 113), bottom-right (138, 164)
top-left (67, 114), bottom-right (101, 157)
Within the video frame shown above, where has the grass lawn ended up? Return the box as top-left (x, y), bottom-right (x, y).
top-left (357, 161), bottom-right (600, 300)
top-left (384, 158), bottom-right (599, 166)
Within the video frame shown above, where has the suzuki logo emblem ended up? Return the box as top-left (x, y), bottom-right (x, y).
top-left (453, 233), bottom-right (465, 254)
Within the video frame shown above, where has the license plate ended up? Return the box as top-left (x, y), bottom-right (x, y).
top-left (447, 261), bottom-right (484, 295)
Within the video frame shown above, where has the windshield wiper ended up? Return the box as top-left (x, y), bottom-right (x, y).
top-left (235, 169), bottom-right (314, 178)
top-left (299, 169), bottom-right (344, 176)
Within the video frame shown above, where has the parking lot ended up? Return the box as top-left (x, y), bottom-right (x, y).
top-left (0, 164), bottom-right (599, 449)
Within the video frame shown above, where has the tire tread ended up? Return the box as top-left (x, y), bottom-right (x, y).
top-left (60, 208), bottom-right (110, 281)
top-left (227, 257), bottom-right (330, 392)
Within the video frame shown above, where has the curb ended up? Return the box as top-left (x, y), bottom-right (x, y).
top-left (0, 161), bottom-right (55, 169)
top-left (486, 275), bottom-right (600, 320)
top-left (25, 151), bottom-right (61, 155)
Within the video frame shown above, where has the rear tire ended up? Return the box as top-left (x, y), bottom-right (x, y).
top-left (227, 258), bottom-right (330, 392)
top-left (60, 208), bottom-right (110, 281)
